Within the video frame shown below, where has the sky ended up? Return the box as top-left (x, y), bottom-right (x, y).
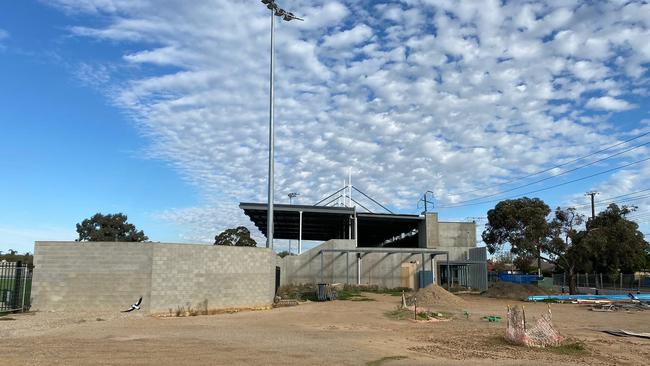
top-left (1, 0), bottom-right (649, 254)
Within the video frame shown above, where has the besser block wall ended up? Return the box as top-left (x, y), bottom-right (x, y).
top-left (31, 242), bottom-right (276, 313)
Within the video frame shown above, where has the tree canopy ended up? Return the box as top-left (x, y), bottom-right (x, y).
top-left (76, 213), bottom-right (149, 242)
top-left (575, 204), bottom-right (648, 274)
top-left (482, 197), bottom-right (551, 274)
top-left (482, 199), bottom-right (650, 294)
top-left (214, 226), bottom-right (257, 247)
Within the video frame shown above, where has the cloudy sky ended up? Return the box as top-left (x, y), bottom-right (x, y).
top-left (1, 0), bottom-right (649, 253)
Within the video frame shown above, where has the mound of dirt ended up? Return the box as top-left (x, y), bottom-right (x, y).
top-left (483, 282), bottom-right (555, 300)
top-left (406, 284), bottom-right (466, 308)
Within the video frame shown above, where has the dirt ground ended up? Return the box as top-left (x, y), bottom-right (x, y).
top-left (1, 294), bottom-right (649, 365)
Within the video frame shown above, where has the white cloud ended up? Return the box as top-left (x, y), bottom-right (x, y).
top-left (321, 24), bottom-right (373, 48)
top-left (586, 96), bottom-right (637, 111)
top-left (44, 0), bottom-right (650, 242)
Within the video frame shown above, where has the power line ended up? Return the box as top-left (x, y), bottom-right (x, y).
top-left (451, 131), bottom-right (650, 196)
top-left (439, 155), bottom-right (650, 209)
top-left (446, 140), bottom-right (650, 206)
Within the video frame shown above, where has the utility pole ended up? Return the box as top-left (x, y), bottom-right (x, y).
top-left (586, 191), bottom-right (599, 220)
top-left (418, 191), bottom-right (435, 214)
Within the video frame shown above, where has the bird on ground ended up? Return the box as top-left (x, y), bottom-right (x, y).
top-left (122, 296), bottom-right (143, 312)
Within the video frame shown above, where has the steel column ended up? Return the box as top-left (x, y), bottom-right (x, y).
top-left (354, 209), bottom-right (358, 245)
top-left (266, 9), bottom-right (275, 249)
top-left (421, 252), bottom-right (425, 288)
top-left (298, 210), bottom-right (303, 254)
top-left (446, 253), bottom-right (450, 289)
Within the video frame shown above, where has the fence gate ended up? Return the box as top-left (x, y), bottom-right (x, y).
top-left (0, 262), bottom-right (32, 313)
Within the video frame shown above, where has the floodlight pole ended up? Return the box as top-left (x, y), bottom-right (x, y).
top-left (266, 9), bottom-right (275, 250)
top-left (261, 1), bottom-right (303, 249)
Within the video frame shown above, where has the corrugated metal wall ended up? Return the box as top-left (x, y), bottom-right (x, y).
top-left (468, 247), bottom-right (488, 291)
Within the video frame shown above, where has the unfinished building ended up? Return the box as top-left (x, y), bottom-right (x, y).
top-left (241, 194), bottom-right (488, 291)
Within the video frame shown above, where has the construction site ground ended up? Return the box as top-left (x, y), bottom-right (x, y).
top-left (1, 293), bottom-right (649, 365)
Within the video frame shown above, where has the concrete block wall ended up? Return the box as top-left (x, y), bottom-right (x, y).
top-left (149, 244), bottom-right (276, 313)
top-left (32, 242), bottom-right (154, 312)
top-left (31, 242), bottom-right (276, 313)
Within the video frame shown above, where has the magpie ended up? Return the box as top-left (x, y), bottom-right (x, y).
top-left (122, 296), bottom-right (143, 312)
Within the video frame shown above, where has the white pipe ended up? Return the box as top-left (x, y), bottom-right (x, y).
top-left (357, 254), bottom-right (361, 285)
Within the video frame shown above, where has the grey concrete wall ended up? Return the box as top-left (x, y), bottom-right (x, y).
top-left (438, 222), bottom-right (476, 248)
top-left (283, 240), bottom-right (442, 288)
top-left (423, 213), bottom-right (439, 248)
top-left (32, 242), bottom-right (154, 312)
top-left (281, 239), bottom-right (487, 289)
top-left (31, 242), bottom-right (276, 314)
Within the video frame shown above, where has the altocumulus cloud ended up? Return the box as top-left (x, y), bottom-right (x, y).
top-left (46, 0), bottom-right (650, 242)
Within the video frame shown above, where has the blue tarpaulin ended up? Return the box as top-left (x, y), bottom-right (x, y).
top-left (497, 273), bottom-right (540, 284)
top-left (528, 294), bottom-right (650, 302)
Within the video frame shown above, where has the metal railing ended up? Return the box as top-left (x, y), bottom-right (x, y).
top-left (552, 273), bottom-right (650, 293)
top-left (0, 262), bottom-right (32, 313)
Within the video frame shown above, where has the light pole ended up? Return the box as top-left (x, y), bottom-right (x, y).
top-left (260, 0), bottom-right (303, 250)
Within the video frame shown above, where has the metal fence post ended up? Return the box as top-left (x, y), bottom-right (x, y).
top-left (600, 273), bottom-right (603, 289)
top-left (21, 266), bottom-right (27, 312)
top-left (620, 273), bottom-right (623, 292)
top-left (12, 261), bottom-right (22, 311)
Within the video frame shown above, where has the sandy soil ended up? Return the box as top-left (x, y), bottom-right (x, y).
top-left (1, 294), bottom-right (649, 365)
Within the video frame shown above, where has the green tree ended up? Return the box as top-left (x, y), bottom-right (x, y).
top-left (543, 207), bottom-right (588, 294)
top-left (513, 254), bottom-right (536, 274)
top-left (214, 226), bottom-right (257, 247)
top-left (577, 204), bottom-right (648, 275)
top-left (482, 197), bottom-right (551, 275)
top-left (76, 213), bottom-right (149, 242)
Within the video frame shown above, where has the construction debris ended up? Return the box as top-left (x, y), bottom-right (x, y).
top-left (591, 301), bottom-right (649, 312)
top-left (273, 299), bottom-right (299, 308)
top-left (483, 315), bottom-right (502, 322)
top-left (602, 330), bottom-right (650, 339)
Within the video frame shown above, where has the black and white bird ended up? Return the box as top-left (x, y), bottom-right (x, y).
top-left (122, 296), bottom-right (143, 312)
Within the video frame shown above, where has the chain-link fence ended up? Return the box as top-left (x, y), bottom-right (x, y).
top-left (552, 273), bottom-right (650, 292)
